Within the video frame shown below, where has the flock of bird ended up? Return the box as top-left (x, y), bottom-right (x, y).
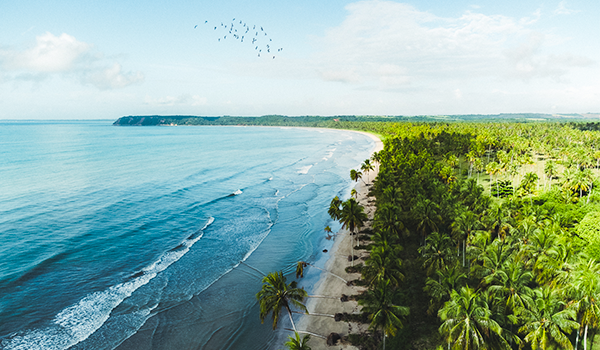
top-left (195, 18), bottom-right (283, 59)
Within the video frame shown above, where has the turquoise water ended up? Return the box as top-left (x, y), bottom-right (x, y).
top-left (0, 121), bottom-right (374, 349)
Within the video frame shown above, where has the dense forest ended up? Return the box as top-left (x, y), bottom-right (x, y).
top-left (333, 121), bottom-right (600, 350)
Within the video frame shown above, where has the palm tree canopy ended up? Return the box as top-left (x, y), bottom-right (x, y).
top-left (257, 271), bottom-right (308, 330)
top-left (284, 331), bottom-right (311, 350)
top-left (340, 198), bottom-right (368, 233)
top-left (518, 287), bottom-right (578, 350)
top-left (359, 279), bottom-right (409, 337)
top-left (328, 196), bottom-right (342, 221)
top-left (438, 286), bottom-right (508, 350)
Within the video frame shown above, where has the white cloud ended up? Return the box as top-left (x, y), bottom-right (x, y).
top-left (313, 0), bottom-right (593, 90)
top-left (144, 94), bottom-right (207, 106)
top-left (504, 32), bottom-right (594, 81)
top-left (3, 32), bottom-right (90, 72)
top-left (82, 63), bottom-right (144, 90)
top-left (554, 0), bottom-right (579, 15)
top-left (0, 32), bottom-right (144, 89)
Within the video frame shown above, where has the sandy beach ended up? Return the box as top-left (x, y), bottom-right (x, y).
top-left (297, 131), bottom-right (384, 349)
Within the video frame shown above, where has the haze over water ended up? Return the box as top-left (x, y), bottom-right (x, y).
top-left (0, 121), bottom-right (374, 349)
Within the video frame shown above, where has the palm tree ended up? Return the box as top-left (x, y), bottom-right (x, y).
top-left (487, 260), bottom-right (534, 313)
top-left (570, 258), bottom-right (600, 350)
top-left (486, 161), bottom-right (500, 194)
top-left (340, 198), bottom-right (368, 266)
top-left (362, 240), bottom-right (404, 287)
top-left (451, 209), bottom-right (481, 267)
top-left (520, 172), bottom-right (539, 196)
top-left (350, 169), bottom-right (364, 185)
top-left (373, 203), bottom-right (405, 242)
top-left (359, 279), bottom-right (409, 350)
top-left (413, 198), bottom-right (442, 245)
top-left (257, 271), bottom-right (308, 332)
top-left (544, 160), bottom-right (557, 190)
top-left (424, 265), bottom-right (468, 314)
top-left (284, 332), bottom-right (311, 350)
top-left (474, 239), bottom-right (515, 286)
top-left (350, 188), bottom-right (358, 198)
top-left (371, 151), bottom-right (381, 173)
top-left (519, 286), bottom-right (578, 350)
top-left (328, 196), bottom-right (342, 221)
top-left (419, 231), bottom-right (454, 276)
top-left (438, 286), bottom-right (509, 350)
top-left (483, 204), bottom-right (511, 242)
top-left (361, 159), bottom-right (375, 182)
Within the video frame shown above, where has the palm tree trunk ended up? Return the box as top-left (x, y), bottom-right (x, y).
top-left (307, 295), bottom-right (340, 299)
top-left (292, 310), bottom-right (335, 318)
top-left (462, 240), bottom-right (465, 267)
top-left (283, 329), bottom-right (327, 339)
top-left (584, 324), bottom-right (588, 350)
top-left (286, 306), bottom-right (297, 332)
top-left (575, 325), bottom-right (581, 350)
top-left (351, 229), bottom-right (354, 267)
top-left (303, 263), bottom-right (348, 283)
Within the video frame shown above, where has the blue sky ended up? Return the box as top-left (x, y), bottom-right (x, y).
top-left (1, 0), bottom-right (598, 119)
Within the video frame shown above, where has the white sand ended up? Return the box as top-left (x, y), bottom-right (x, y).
top-left (297, 131), bottom-right (383, 349)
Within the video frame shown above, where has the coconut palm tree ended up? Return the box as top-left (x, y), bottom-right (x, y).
top-left (413, 198), bottom-right (442, 245)
top-left (544, 160), bottom-right (557, 190)
top-left (340, 198), bottom-right (368, 266)
top-left (520, 172), bottom-right (539, 196)
top-left (569, 258), bottom-right (600, 350)
top-left (257, 271), bottom-right (308, 332)
top-left (419, 231), bottom-right (454, 277)
top-left (359, 279), bottom-right (409, 350)
top-left (451, 209), bottom-right (481, 267)
top-left (362, 241), bottom-right (404, 287)
top-left (519, 286), bottom-right (578, 350)
top-left (350, 169), bottom-right (364, 185)
top-left (424, 265), bottom-right (468, 315)
top-left (438, 286), bottom-right (509, 350)
top-left (284, 332), bottom-right (311, 350)
top-left (361, 159), bottom-right (375, 182)
top-left (487, 260), bottom-right (534, 313)
top-left (486, 161), bottom-right (500, 194)
top-left (328, 196), bottom-right (342, 221)
top-left (373, 203), bottom-right (405, 242)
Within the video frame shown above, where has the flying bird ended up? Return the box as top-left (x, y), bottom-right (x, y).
top-left (196, 17), bottom-right (284, 60)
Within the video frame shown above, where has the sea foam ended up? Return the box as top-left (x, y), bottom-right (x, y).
top-left (2, 218), bottom-right (214, 350)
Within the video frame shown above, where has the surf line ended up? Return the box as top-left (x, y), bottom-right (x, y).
top-left (2, 217), bottom-right (215, 350)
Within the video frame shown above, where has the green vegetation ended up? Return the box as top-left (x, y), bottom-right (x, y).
top-left (256, 271), bottom-right (308, 332)
top-left (343, 121), bottom-right (600, 349)
top-left (231, 118), bottom-right (600, 349)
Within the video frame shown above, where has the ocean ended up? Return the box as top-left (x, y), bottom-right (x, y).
top-left (0, 121), bottom-right (374, 349)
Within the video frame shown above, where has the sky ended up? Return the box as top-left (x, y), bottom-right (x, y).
top-left (0, 0), bottom-right (598, 119)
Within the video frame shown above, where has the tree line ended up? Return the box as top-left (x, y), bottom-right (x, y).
top-left (256, 120), bottom-right (600, 349)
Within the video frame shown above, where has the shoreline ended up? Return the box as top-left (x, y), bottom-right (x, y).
top-left (297, 132), bottom-right (383, 349)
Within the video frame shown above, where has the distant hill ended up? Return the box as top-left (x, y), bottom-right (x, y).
top-left (113, 113), bottom-right (600, 126)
